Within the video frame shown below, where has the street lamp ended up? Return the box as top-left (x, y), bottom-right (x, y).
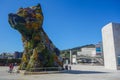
top-left (70, 50), bottom-right (72, 65)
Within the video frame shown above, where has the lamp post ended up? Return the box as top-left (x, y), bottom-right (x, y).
top-left (70, 50), bottom-right (72, 65)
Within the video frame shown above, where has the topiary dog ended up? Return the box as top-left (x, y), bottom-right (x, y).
top-left (8, 4), bottom-right (63, 71)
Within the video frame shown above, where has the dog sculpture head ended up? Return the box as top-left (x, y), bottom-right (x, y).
top-left (8, 4), bottom-right (43, 40)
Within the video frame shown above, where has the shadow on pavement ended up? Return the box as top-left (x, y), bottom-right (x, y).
top-left (61, 70), bottom-right (108, 74)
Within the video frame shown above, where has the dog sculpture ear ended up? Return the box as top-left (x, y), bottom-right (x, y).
top-left (34, 3), bottom-right (41, 10)
top-left (37, 3), bottom-right (40, 7)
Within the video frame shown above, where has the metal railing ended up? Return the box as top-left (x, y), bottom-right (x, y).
top-left (30, 67), bottom-right (63, 72)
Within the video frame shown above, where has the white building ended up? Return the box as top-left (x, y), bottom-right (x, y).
top-left (102, 22), bottom-right (120, 70)
top-left (77, 48), bottom-right (96, 57)
top-left (72, 55), bottom-right (77, 64)
top-left (95, 42), bottom-right (103, 56)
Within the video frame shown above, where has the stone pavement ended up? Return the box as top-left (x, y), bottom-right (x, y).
top-left (0, 65), bottom-right (120, 80)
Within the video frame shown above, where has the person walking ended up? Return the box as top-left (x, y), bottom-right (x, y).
top-left (69, 65), bottom-right (71, 70)
top-left (13, 63), bottom-right (17, 73)
top-left (8, 63), bottom-right (14, 73)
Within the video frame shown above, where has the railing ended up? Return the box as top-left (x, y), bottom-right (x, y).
top-left (30, 67), bottom-right (63, 72)
top-left (94, 57), bottom-right (104, 65)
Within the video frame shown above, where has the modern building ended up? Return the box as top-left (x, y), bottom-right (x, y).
top-left (77, 48), bottom-right (96, 57)
top-left (95, 42), bottom-right (103, 56)
top-left (14, 51), bottom-right (22, 59)
top-left (61, 43), bottom-right (103, 64)
top-left (77, 47), bottom-right (96, 63)
top-left (0, 52), bottom-right (23, 59)
top-left (72, 55), bottom-right (77, 64)
top-left (102, 22), bottom-right (120, 70)
top-left (76, 43), bottom-right (103, 64)
top-left (0, 53), bottom-right (14, 59)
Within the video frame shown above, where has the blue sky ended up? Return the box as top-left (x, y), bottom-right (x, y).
top-left (0, 0), bottom-right (120, 53)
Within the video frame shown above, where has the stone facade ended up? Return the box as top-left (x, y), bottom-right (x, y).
top-left (102, 22), bottom-right (120, 70)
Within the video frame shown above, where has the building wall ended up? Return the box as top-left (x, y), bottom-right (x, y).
top-left (72, 55), bottom-right (77, 64)
top-left (112, 23), bottom-right (120, 66)
top-left (14, 52), bottom-right (22, 59)
top-left (95, 42), bottom-right (103, 56)
top-left (102, 22), bottom-right (120, 70)
top-left (77, 48), bottom-right (96, 57)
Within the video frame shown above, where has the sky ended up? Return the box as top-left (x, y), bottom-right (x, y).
top-left (0, 0), bottom-right (120, 53)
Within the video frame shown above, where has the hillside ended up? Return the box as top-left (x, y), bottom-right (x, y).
top-left (61, 44), bottom-right (95, 52)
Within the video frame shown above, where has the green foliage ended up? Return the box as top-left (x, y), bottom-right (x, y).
top-left (46, 54), bottom-right (54, 67)
top-left (60, 51), bottom-right (70, 58)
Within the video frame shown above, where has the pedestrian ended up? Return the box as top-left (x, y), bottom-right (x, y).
top-left (8, 63), bottom-right (14, 73)
top-left (13, 63), bottom-right (17, 72)
top-left (65, 65), bottom-right (68, 70)
top-left (69, 65), bottom-right (71, 70)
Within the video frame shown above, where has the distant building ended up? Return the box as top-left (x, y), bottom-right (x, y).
top-left (61, 43), bottom-right (103, 64)
top-left (72, 55), bottom-right (77, 64)
top-left (77, 42), bottom-right (103, 57)
top-left (77, 47), bottom-right (96, 57)
top-left (0, 55), bottom-right (2, 59)
top-left (14, 51), bottom-right (23, 59)
top-left (0, 51), bottom-right (23, 59)
top-left (95, 42), bottom-right (103, 56)
top-left (76, 43), bottom-right (103, 64)
top-left (0, 53), bottom-right (14, 59)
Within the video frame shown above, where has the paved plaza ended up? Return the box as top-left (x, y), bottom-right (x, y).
top-left (0, 64), bottom-right (120, 80)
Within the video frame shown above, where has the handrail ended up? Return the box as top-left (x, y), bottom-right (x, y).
top-left (30, 67), bottom-right (62, 72)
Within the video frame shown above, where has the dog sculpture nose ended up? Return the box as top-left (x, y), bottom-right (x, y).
top-left (8, 13), bottom-right (17, 26)
top-left (8, 13), bottom-right (26, 26)
top-left (8, 13), bottom-right (15, 19)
